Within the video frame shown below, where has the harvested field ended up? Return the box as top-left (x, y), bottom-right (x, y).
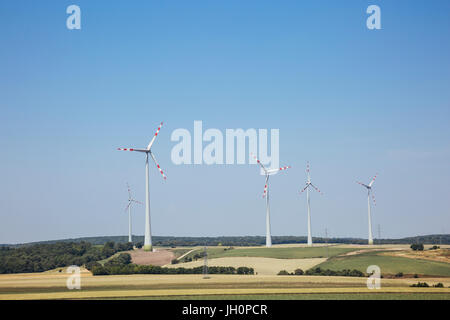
top-left (0, 272), bottom-right (449, 300)
top-left (167, 257), bottom-right (327, 275)
top-left (130, 249), bottom-right (174, 266)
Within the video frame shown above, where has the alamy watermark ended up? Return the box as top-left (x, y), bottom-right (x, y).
top-left (66, 265), bottom-right (81, 290)
top-left (170, 121), bottom-right (280, 172)
top-left (367, 265), bottom-right (381, 289)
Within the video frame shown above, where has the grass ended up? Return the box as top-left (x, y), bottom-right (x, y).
top-left (170, 248), bottom-right (193, 259)
top-left (317, 251), bottom-right (450, 277)
top-left (183, 246), bottom-right (356, 261)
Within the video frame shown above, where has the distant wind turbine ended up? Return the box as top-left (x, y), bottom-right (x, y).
top-left (118, 122), bottom-right (167, 251)
top-left (251, 153), bottom-right (291, 248)
top-left (124, 183), bottom-right (142, 243)
top-left (357, 173), bottom-right (378, 245)
top-left (299, 162), bottom-right (323, 247)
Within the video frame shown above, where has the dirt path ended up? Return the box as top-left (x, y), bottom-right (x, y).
top-left (177, 248), bottom-right (198, 261)
top-left (130, 249), bottom-right (175, 266)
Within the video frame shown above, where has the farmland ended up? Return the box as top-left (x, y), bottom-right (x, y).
top-left (179, 245), bottom-right (357, 260)
top-left (0, 244), bottom-right (449, 300)
top-left (317, 250), bottom-right (450, 277)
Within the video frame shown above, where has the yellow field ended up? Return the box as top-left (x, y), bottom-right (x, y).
top-left (1, 271), bottom-right (449, 300)
top-left (165, 257), bottom-right (327, 275)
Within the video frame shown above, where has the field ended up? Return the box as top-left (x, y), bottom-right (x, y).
top-left (167, 257), bottom-right (327, 275)
top-left (317, 250), bottom-right (450, 277)
top-left (0, 244), bottom-right (449, 300)
top-left (0, 272), bottom-right (449, 300)
top-left (180, 245), bottom-right (355, 260)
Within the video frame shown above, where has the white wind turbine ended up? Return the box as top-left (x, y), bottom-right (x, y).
top-left (357, 174), bottom-right (377, 245)
top-left (118, 122), bottom-right (167, 251)
top-left (251, 153), bottom-right (291, 248)
top-left (124, 183), bottom-right (142, 243)
top-left (299, 162), bottom-right (323, 247)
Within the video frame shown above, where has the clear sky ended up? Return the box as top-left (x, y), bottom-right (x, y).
top-left (1, 1), bottom-right (449, 243)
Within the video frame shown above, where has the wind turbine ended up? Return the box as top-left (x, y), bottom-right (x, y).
top-left (124, 183), bottom-right (142, 243)
top-left (117, 122), bottom-right (167, 252)
top-left (357, 173), bottom-right (377, 245)
top-left (299, 162), bottom-right (323, 247)
top-left (251, 153), bottom-right (291, 248)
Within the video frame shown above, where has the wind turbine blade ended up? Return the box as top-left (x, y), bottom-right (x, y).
top-left (124, 202), bottom-right (131, 212)
top-left (306, 161), bottom-right (311, 180)
top-left (117, 148), bottom-right (148, 152)
top-left (147, 122), bottom-right (164, 151)
top-left (149, 152), bottom-right (167, 180)
top-left (299, 184), bottom-right (309, 195)
top-left (267, 166), bottom-right (291, 175)
top-left (356, 181), bottom-right (369, 188)
top-left (127, 183), bottom-right (131, 199)
top-left (262, 175), bottom-right (269, 198)
top-left (368, 173), bottom-right (378, 187)
top-left (250, 152), bottom-right (267, 173)
top-left (310, 184), bottom-right (323, 195)
top-left (131, 199), bottom-right (143, 205)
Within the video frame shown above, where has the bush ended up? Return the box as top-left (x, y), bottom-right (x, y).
top-left (395, 272), bottom-right (403, 278)
top-left (413, 274), bottom-right (419, 278)
top-left (237, 267), bottom-right (254, 275)
top-left (294, 268), bottom-right (304, 275)
top-left (433, 282), bottom-right (444, 288)
top-left (410, 244), bottom-right (424, 251)
top-left (171, 259), bottom-right (179, 265)
top-left (410, 282), bottom-right (429, 287)
top-left (305, 267), bottom-right (365, 277)
top-left (91, 264), bottom-right (253, 276)
top-left (135, 242), bottom-right (143, 249)
top-left (277, 270), bottom-right (290, 275)
top-left (104, 253), bottom-right (132, 267)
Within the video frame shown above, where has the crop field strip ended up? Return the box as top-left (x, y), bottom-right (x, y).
top-left (1, 286), bottom-right (449, 300)
top-left (180, 246), bottom-right (357, 261)
top-left (317, 251), bottom-right (450, 277)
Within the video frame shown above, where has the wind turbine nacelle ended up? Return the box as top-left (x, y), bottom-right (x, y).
top-left (260, 168), bottom-right (281, 176)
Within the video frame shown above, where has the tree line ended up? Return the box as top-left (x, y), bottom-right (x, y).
top-left (5, 234), bottom-right (448, 247)
top-left (0, 241), bottom-right (133, 274)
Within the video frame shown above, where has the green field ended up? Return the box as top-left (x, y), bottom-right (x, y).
top-left (183, 246), bottom-right (356, 260)
top-left (317, 252), bottom-right (450, 276)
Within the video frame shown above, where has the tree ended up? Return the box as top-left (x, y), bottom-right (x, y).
top-left (410, 244), bottom-right (424, 251)
top-left (277, 270), bottom-right (290, 275)
top-left (294, 268), bottom-right (304, 275)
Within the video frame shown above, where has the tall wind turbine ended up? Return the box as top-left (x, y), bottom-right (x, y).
top-left (118, 122), bottom-right (167, 251)
top-left (124, 183), bottom-right (142, 243)
top-left (299, 162), bottom-right (323, 247)
top-left (357, 174), bottom-right (377, 245)
top-left (251, 153), bottom-right (291, 248)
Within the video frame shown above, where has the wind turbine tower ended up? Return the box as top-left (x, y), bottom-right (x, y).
top-left (118, 122), bottom-right (167, 251)
top-left (357, 174), bottom-right (378, 245)
top-left (299, 162), bottom-right (323, 247)
top-left (124, 183), bottom-right (142, 243)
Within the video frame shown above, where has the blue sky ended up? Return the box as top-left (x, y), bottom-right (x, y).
top-left (1, 1), bottom-right (449, 243)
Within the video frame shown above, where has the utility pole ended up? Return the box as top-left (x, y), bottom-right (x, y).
top-left (203, 245), bottom-right (209, 279)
